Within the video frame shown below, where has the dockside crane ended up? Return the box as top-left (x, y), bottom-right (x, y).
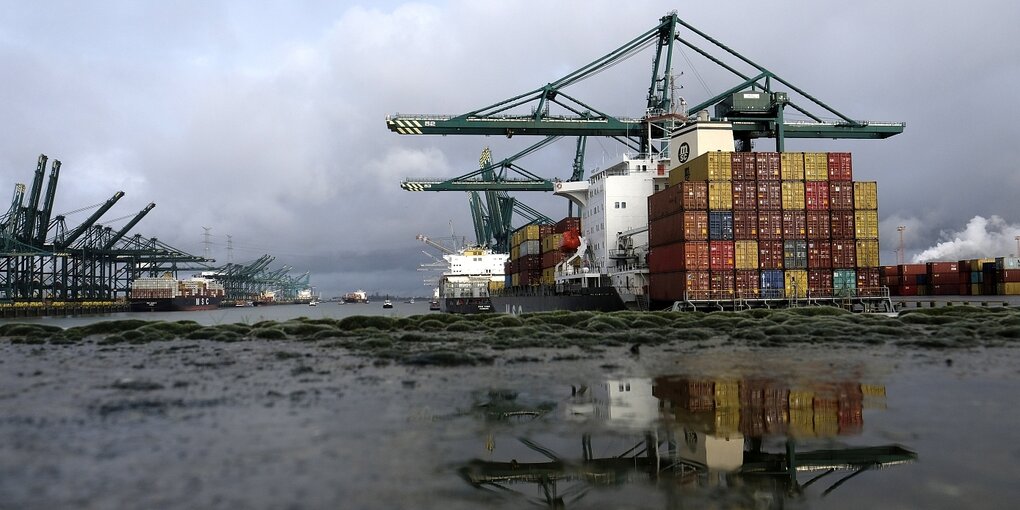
top-left (101, 203), bottom-right (155, 250)
top-left (54, 191), bottom-right (124, 250)
top-left (20, 155), bottom-right (47, 243)
top-left (387, 11), bottom-right (904, 177)
top-left (34, 159), bottom-right (60, 246)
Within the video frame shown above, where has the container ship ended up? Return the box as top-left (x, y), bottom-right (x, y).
top-left (435, 246), bottom-right (508, 313)
top-left (129, 273), bottom-right (225, 311)
top-left (493, 119), bottom-right (899, 313)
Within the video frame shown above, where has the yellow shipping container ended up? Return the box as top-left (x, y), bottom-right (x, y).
top-left (542, 233), bottom-right (563, 253)
top-left (714, 408), bottom-right (740, 438)
top-left (854, 181), bottom-right (878, 209)
top-left (735, 240), bottom-right (759, 270)
top-left (857, 240), bottom-right (880, 267)
top-left (781, 181), bottom-right (806, 210)
top-left (804, 152), bottom-right (828, 181)
top-left (999, 283), bottom-right (1020, 295)
top-left (488, 281), bottom-right (505, 292)
top-left (708, 181), bottom-right (733, 210)
top-left (714, 380), bottom-right (740, 408)
top-left (788, 407), bottom-right (815, 438)
top-left (780, 152), bottom-right (805, 180)
top-left (510, 245), bottom-right (520, 260)
top-left (518, 224), bottom-right (540, 241)
top-left (541, 268), bottom-right (555, 285)
top-left (788, 390), bottom-right (815, 409)
top-left (972, 284), bottom-right (983, 296)
top-left (854, 210), bottom-right (879, 239)
top-left (860, 384), bottom-right (886, 398)
top-left (669, 151), bottom-right (732, 185)
top-left (785, 270), bottom-right (808, 298)
top-left (511, 273), bottom-right (520, 286)
top-left (814, 409), bottom-right (838, 437)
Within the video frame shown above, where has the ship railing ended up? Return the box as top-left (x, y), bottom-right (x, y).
top-left (677, 286), bottom-right (893, 312)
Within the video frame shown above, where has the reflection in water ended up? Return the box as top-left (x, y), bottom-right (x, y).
top-left (459, 376), bottom-right (916, 508)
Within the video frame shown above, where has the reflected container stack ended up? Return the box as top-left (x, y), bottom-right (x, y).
top-left (648, 150), bottom-right (880, 302)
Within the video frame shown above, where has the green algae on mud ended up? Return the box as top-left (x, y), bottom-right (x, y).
top-left (4, 307), bottom-right (1020, 365)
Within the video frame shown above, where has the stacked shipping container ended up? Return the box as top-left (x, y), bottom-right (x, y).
top-left (880, 256), bottom-right (1020, 296)
top-left (648, 151), bottom-right (881, 303)
top-left (507, 218), bottom-right (582, 287)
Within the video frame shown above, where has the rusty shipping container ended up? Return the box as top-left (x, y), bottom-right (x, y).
top-left (542, 250), bottom-right (567, 269)
top-left (554, 216), bottom-right (581, 234)
top-left (832, 240), bottom-right (857, 268)
top-left (927, 262), bottom-right (959, 273)
top-left (806, 210), bottom-right (831, 239)
top-left (731, 152), bottom-right (757, 180)
top-left (831, 210), bottom-right (856, 239)
top-left (898, 264), bottom-right (927, 276)
top-left (709, 270), bottom-right (736, 299)
top-left (731, 180), bottom-right (757, 210)
top-left (649, 242), bottom-right (686, 274)
top-left (809, 269), bottom-right (834, 294)
top-left (782, 210), bottom-right (807, 239)
top-left (805, 181), bottom-right (830, 210)
top-left (826, 152), bottom-right (853, 181)
top-left (829, 181), bottom-right (854, 209)
top-left (756, 181), bottom-right (782, 210)
top-left (857, 268), bottom-right (880, 290)
top-left (733, 210), bottom-right (759, 240)
top-left (759, 240), bottom-right (785, 269)
top-left (755, 152), bottom-right (781, 181)
top-left (683, 211), bottom-right (709, 240)
top-left (735, 269), bottom-right (760, 296)
top-left (648, 185), bottom-right (683, 221)
top-left (681, 181), bottom-right (709, 210)
top-left (807, 240), bottom-right (833, 269)
top-left (684, 241), bottom-right (711, 271)
top-left (649, 272), bottom-right (684, 302)
top-left (758, 211), bottom-right (784, 240)
top-left (649, 213), bottom-right (683, 248)
top-left (710, 241), bottom-right (736, 270)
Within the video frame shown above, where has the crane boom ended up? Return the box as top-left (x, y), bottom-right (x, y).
top-left (55, 191), bottom-right (124, 249)
top-left (101, 202), bottom-right (155, 250)
top-left (35, 159), bottom-right (60, 245)
top-left (21, 154), bottom-right (47, 241)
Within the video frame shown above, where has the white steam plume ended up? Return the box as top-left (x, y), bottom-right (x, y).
top-left (912, 215), bottom-right (1020, 262)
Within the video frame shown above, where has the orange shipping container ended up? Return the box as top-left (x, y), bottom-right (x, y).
top-left (682, 181), bottom-right (708, 210)
top-left (731, 152), bottom-right (757, 180)
top-left (684, 241), bottom-right (710, 271)
top-left (733, 210), bottom-right (759, 240)
top-left (683, 211), bottom-right (709, 240)
top-left (758, 211), bottom-right (784, 240)
top-left (783, 210), bottom-right (807, 239)
top-left (731, 180), bottom-right (757, 210)
top-left (755, 152), bottom-right (781, 180)
top-left (757, 181), bottom-right (782, 210)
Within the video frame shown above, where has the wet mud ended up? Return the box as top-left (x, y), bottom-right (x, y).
top-left (2, 307), bottom-right (1020, 509)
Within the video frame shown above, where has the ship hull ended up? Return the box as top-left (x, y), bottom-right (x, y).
top-left (490, 287), bottom-right (626, 314)
top-left (440, 297), bottom-right (494, 314)
top-left (129, 296), bottom-right (223, 312)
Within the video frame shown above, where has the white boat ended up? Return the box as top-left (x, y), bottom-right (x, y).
top-left (382, 299), bottom-right (393, 309)
top-left (308, 300), bottom-right (318, 306)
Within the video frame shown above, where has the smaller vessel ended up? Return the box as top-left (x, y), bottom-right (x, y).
top-left (308, 300), bottom-right (318, 306)
top-left (382, 299), bottom-right (393, 309)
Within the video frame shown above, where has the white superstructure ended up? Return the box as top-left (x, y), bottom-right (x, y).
top-left (439, 246), bottom-right (508, 299)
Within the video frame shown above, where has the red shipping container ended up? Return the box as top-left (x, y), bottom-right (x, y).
top-left (731, 152), bottom-right (757, 181)
top-left (927, 262), bottom-right (959, 273)
top-left (732, 180), bottom-right (757, 210)
top-left (831, 240), bottom-right (857, 268)
top-left (649, 242), bottom-right (686, 273)
top-left (709, 270), bottom-right (736, 298)
top-left (828, 182), bottom-right (854, 210)
top-left (890, 284), bottom-right (918, 296)
top-left (683, 211), bottom-right (709, 240)
top-left (649, 271), bottom-right (684, 302)
top-left (759, 240), bottom-right (785, 269)
top-left (539, 225), bottom-right (555, 237)
top-left (542, 250), bottom-right (567, 269)
top-left (735, 269), bottom-right (760, 297)
top-left (682, 181), bottom-right (708, 210)
top-left (756, 181), bottom-right (782, 210)
top-left (782, 210), bottom-right (807, 239)
top-left (648, 185), bottom-right (683, 221)
top-left (710, 241), bottom-right (736, 270)
top-left (898, 264), bottom-right (926, 276)
top-left (806, 210), bottom-right (831, 239)
top-left (1001, 270), bottom-right (1020, 283)
top-left (755, 152), bottom-right (781, 181)
top-left (808, 240), bottom-right (833, 268)
top-left (554, 216), bottom-right (581, 234)
top-left (857, 268), bottom-right (880, 289)
top-left (758, 211), bottom-right (784, 240)
top-left (826, 152), bottom-right (853, 181)
top-left (809, 269), bottom-right (833, 293)
top-left (880, 275), bottom-right (902, 286)
top-left (929, 272), bottom-right (963, 285)
top-left (880, 265), bottom-right (898, 277)
top-left (805, 181), bottom-right (830, 210)
top-left (928, 284), bottom-right (959, 296)
top-left (733, 210), bottom-right (759, 240)
top-left (830, 210), bottom-right (855, 239)
top-left (684, 241), bottom-right (710, 271)
top-left (518, 254), bottom-right (542, 271)
top-left (649, 213), bottom-right (683, 248)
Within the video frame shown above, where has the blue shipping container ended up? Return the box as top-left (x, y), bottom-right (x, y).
top-left (709, 211), bottom-right (734, 240)
top-left (760, 269), bottom-right (785, 298)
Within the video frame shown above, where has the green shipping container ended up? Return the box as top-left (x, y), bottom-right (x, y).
top-left (833, 269), bottom-right (857, 297)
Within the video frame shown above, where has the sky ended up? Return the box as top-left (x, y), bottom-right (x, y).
top-left (2, 1), bottom-right (1019, 297)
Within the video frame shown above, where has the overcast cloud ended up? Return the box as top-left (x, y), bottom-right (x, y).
top-left (2, 1), bottom-right (1018, 297)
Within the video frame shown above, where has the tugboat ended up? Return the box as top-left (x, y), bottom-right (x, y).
top-left (382, 299), bottom-right (394, 309)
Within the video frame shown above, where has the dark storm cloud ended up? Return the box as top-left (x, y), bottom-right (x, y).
top-left (2, 1), bottom-right (1018, 296)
